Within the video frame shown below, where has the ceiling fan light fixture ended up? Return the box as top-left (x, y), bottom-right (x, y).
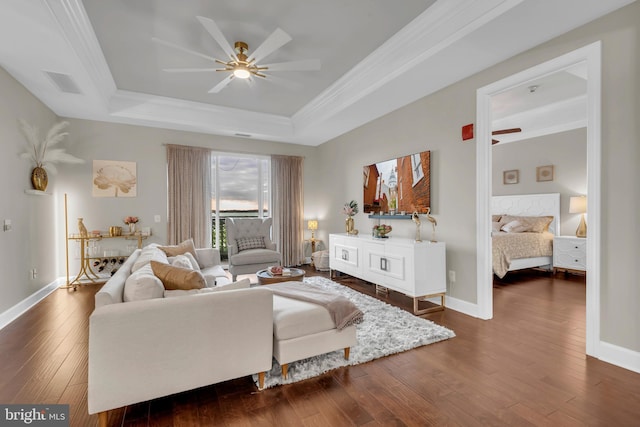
top-left (233, 66), bottom-right (251, 79)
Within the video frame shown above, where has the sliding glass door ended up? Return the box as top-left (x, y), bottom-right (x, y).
top-left (211, 153), bottom-right (270, 260)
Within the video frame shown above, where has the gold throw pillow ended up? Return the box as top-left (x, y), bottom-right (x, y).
top-left (150, 260), bottom-right (205, 291)
top-left (158, 238), bottom-right (198, 259)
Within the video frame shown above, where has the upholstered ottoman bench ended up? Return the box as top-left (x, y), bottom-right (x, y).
top-left (265, 282), bottom-right (360, 379)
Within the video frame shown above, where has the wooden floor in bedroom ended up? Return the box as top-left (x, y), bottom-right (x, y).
top-left (1, 267), bottom-right (639, 426)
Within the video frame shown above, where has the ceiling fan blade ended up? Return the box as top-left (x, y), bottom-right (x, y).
top-left (492, 127), bottom-right (522, 135)
top-left (196, 16), bottom-right (237, 60)
top-left (163, 67), bottom-right (220, 73)
top-left (261, 59), bottom-right (321, 72)
top-left (249, 28), bottom-right (292, 63)
top-left (492, 139), bottom-right (500, 144)
top-left (262, 74), bottom-right (302, 90)
top-left (208, 74), bottom-right (234, 93)
top-left (152, 37), bottom-right (218, 63)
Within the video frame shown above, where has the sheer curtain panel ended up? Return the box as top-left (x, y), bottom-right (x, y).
top-left (166, 144), bottom-right (212, 248)
top-left (271, 155), bottom-right (304, 267)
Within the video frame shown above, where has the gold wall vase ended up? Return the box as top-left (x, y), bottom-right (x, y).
top-left (31, 166), bottom-right (48, 191)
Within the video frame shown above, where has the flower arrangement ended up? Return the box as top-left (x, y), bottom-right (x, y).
top-left (123, 216), bottom-right (139, 225)
top-left (342, 200), bottom-right (359, 217)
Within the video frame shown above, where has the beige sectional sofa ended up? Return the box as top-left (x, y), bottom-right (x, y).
top-left (88, 245), bottom-right (274, 426)
top-left (89, 243), bottom-right (358, 427)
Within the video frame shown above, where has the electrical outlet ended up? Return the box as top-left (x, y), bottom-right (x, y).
top-left (448, 270), bottom-right (456, 283)
top-left (31, 268), bottom-right (38, 279)
top-left (154, 215), bottom-right (161, 223)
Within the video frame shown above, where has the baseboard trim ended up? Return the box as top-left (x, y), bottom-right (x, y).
top-left (0, 279), bottom-right (62, 331)
top-left (444, 295), bottom-right (480, 318)
top-left (598, 340), bottom-right (640, 374)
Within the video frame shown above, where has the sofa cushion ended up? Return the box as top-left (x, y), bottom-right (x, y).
top-left (201, 264), bottom-right (227, 288)
top-left (163, 278), bottom-right (251, 297)
top-left (229, 248), bottom-right (281, 267)
top-left (132, 244), bottom-right (168, 273)
top-left (272, 295), bottom-right (336, 340)
top-left (158, 239), bottom-right (200, 266)
top-left (123, 263), bottom-right (165, 302)
top-left (236, 236), bottom-right (266, 252)
top-left (150, 260), bottom-right (206, 291)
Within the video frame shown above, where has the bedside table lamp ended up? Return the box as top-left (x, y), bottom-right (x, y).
top-left (569, 196), bottom-right (587, 238)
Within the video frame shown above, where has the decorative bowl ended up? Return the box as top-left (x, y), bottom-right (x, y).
top-left (373, 224), bottom-right (392, 238)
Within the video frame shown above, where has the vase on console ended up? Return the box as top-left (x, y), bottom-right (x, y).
top-left (128, 223), bottom-right (136, 234)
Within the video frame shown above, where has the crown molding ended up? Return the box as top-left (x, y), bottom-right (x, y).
top-left (43, 0), bottom-right (116, 105)
top-left (292, 0), bottom-right (524, 132)
top-left (109, 90), bottom-right (294, 141)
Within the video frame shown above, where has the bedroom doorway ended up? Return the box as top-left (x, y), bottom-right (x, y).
top-left (475, 42), bottom-right (601, 357)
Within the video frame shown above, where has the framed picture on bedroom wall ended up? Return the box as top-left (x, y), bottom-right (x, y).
top-left (503, 169), bottom-right (519, 185)
top-left (536, 165), bottom-right (554, 182)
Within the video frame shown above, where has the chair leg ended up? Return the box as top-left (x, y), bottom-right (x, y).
top-left (344, 347), bottom-right (350, 360)
top-left (98, 411), bottom-right (108, 427)
top-left (281, 363), bottom-right (289, 379)
top-left (232, 274), bottom-right (237, 281)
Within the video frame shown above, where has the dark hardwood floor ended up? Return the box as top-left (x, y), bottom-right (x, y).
top-left (1, 267), bottom-right (639, 426)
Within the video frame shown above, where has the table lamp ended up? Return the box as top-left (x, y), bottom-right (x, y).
top-left (307, 220), bottom-right (318, 265)
top-left (569, 196), bottom-right (587, 238)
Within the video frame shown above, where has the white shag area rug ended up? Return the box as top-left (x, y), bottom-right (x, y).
top-left (254, 276), bottom-right (455, 389)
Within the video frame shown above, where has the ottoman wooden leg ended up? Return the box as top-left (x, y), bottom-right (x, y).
top-left (344, 347), bottom-right (350, 360)
top-left (281, 363), bottom-right (289, 379)
top-left (258, 372), bottom-right (265, 389)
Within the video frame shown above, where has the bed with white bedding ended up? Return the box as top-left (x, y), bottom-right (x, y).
top-left (491, 193), bottom-right (560, 278)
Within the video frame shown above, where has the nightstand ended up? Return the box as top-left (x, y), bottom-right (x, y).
top-left (553, 236), bottom-right (587, 273)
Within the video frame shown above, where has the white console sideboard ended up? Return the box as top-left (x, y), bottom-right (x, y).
top-left (329, 233), bottom-right (446, 314)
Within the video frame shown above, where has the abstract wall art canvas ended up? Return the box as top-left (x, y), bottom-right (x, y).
top-left (92, 160), bottom-right (137, 197)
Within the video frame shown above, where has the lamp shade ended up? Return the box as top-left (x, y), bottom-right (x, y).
top-left (569, 196), bottom-right (587, 214)
top-left (307, 220), bottom-right (318, 231)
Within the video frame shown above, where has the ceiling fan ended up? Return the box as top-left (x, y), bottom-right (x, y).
top-left (152, 16), bottom-right (321, 93)
top-left (492, 127), bottom-right (522, 144)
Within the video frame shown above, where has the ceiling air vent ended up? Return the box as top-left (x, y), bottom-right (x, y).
top-left (234, 133), bottom-right (252, 138)
top-left (43, 71), bottom-right (83, 94)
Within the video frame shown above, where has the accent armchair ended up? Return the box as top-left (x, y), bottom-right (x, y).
top-left (226, 217), bottom-right (282, 281)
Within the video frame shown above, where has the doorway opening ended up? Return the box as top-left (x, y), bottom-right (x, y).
top-left (475, 42), bottom-right (602, 357)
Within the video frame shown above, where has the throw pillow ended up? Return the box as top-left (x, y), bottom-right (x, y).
top-left (236, 236), bottom-right (266, 252)
top-left (123, 263), bottom-right (165, 302)
top-left (150, 260), bottom-right (206, 291)
top-left (501, 220), bottom-right (528, 233)
top-left (131, 244), bottom-right (168, 273)
top-left (158, 238), bottom-right (198, 260)
top-left (183, 251), bottom-right (201, 271)
top-left (171, 254), bottom-right (193, 270)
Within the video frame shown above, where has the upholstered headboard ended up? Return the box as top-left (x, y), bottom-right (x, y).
top-left (491, 193), bottom-right (561, 235)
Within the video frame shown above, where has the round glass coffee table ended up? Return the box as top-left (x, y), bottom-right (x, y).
top-left (256, 267), bottom-right (305, 285)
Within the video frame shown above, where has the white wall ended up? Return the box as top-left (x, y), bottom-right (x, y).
top-left (0, 68), bottom-right (60, 314)
top-left (492, 128), bottom-right (587, 235)
top-left (318, 2), bottom-right (639, 351)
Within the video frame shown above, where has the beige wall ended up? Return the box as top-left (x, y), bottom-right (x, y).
top-left (492, 128), bottom-right (587, 234)
top-left (0, 68), bottom-right (59, 314)
top-left (54, 119), bottom-right (318, 276)
top-left (318, 2), bottom-right (639, 351)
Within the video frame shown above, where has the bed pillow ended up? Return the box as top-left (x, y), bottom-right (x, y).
top-left (150, 260), bottom-right (206, 290)
top-left (236, 236), bottom-right (266, 252)
top-left (500, 215), bottom-right (553, 233)
top-left (492, 222), bottom-right (503, 233)
top-left (501, 220), bottom-right (529, 233)
top-left (492, 214), bottom-right (503, 222)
